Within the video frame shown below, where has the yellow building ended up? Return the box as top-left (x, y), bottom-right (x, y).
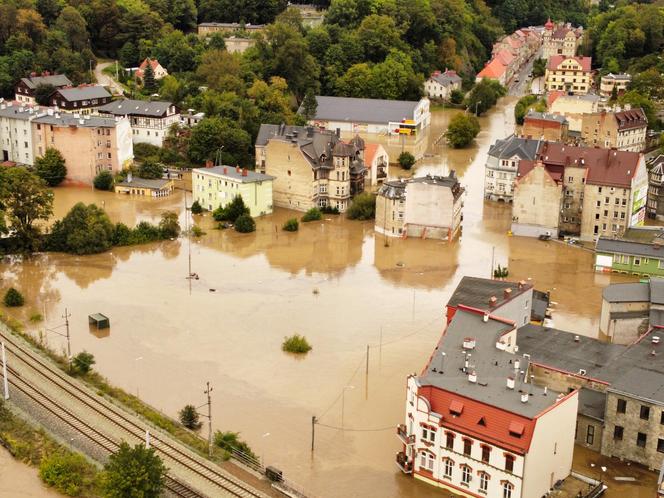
top-left (545, 55), bottom-right (592, 95)
top-left (115, 175), bottom-right (174, 197)
top-left (192, 165), bottom-right (274, 217)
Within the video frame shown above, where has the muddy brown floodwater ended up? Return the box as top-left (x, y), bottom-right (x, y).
top-left (0, 448), bottom-right (65, 498)
top-left (0, 100), bottom-right (642, 498)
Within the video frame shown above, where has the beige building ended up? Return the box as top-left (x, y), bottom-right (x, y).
top-left (33, 111), bottom-right (133, 186)
top-left (255, 124), bottom-right (366, 213)
top-left (541, 19), bottom-right (583, 59)
top-left (376, 173), bottom-right (464, 241)
top-left (225, 37), bottom-right (256, 54)
top-left (600, 73), bottom-right (631, 98)
top-left (522, 110), bottom-right (569, 142)
top-left (197, 22), bottom-right (265, 36)
top-left (548, 93), bottom-right (601, 132)
top-left (423, 69), bottom-right (462, 100)
top-left (511, 160), bottom-right (563, 238)
top-left (363, 142), bottom-right (388, 187)
top-left (545, 55), bottom-right (592, 95)
top-left (115, 174), bottom-right (174, 197)
top-left (581, 107), bottom-right (647, 152)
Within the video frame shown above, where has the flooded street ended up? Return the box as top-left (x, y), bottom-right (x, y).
top-left (0, 100), bottom-right (641, 498)
top-left (0, 448), bottom-right (64, 498)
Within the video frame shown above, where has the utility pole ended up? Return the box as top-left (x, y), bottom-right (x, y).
top-left (310, 416), bottom-right (317, 452)
top-left (63, 308), bottom-right (72, 371)
top-left (1, 341), bottom-right (9, 400)
top-left (490, 246), bottom-right (495, 279)
top-left (204, 382), bottom-right (213, 457)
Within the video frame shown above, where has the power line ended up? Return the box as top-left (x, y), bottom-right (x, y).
top-left (315, 422), bottom-right (396, 433)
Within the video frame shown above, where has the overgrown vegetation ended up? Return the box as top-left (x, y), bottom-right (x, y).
top-left (398, 152), bottom-right (416, 170)
top-left (213, 431), bottom-right (257, 461)
top-left (514, 94), bottom-right (546, 125)
top-left (190, 200), bottom-right (203, 215)
top-left (494, 264), bottom-right (509, 279)
top-left (301, 207), bottom-right (322, 222)
top-left (346, 192), bottom-right (376, 220)
top-left (446, 113), bottom-right (480, 148)
top-left (283, 218), bottom-right (299, 232)
top-left (72, 351), bottom-right (95, 375)
top-left (282, 334), bottom-right (312, 354)
top-left (213, 196), bottom-right (249, 223)
top-left (4, 288), bottom-right (25, 307)
top-left (93, 171), bottom-right (114, 191)
top-left (39, 452), bottom-right (96, 497)
top-left (464, 79), bottom-right (506, 116)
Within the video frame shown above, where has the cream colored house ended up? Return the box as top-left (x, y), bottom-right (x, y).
top-left (364, 142), bottom-right (389, 186)
top-left (581, 107), bottom-right (647, 152)
top-left (511, 160), bottom-right (563, 238)
top-left (541, 19), bottom-right (583, 59)
top-left (600, 73), bottom-right (631, 97)
top-left (192, 164), bottom-right (274, 217)
top-left (0, 101), bottom-right (40, 165)
top-left (115, 174), bottom-right (174, 197)
top-left (255, 124), bottom-right (366, 213)
top-left (549, 93), bottom-right (601, 132)
top-left (424, 70), bottom-right (462, 100)
top-left (375, 180), bottom-right (406, 237)
top-left (545, 56), bottom-right (592, 95)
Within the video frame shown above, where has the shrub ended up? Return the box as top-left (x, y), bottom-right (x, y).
top-left (137, 159), bottom-right (164, 179)
top-left (93, 170), bottom-right (114, 191)
top-left (398, 152), bottom-right (416, 170)
top-left (446, 113), bottom-right (481, 148)
top-left (514, 95), bottom-right (546, 125)
top-left (48, 203), bottom-right (115, 255)
top-left (494, 264), bottom-right (509, 279)
top-left (213, 196), bottom-right (249, 223)
top-left (301, 208), bottom-right (322, 222)
top-left (190, 200), bottom-right (203, 215)
top-left (39, 452), bottom-right (92, 496)
top-left (72, 351), bottom-right (95, 375)
top-left (4, 288), bottom-right (25, 307)
top-left (283, 218), bottom-right (299, 231)
top-left (191, 225), bottom-right (205, 237)
top-left (346, 192), bottom-right (376, 220)
top-left (158, 211), bottom-right (180, 239)
top-left (213, 431), bottom-right (257, 461)
top-left (234, 214), bottom-right (256, 233)
top-left (282, 334), bottom-right (312, 354)
top-left (320, 205), bottom-right (340, 215)
top-left (29, 312), bottom-right (43, 323)
top-left (178, 405), bottom-right (202, 430)
top-left (133, 143), bottom-right (161, 162)
top-left (35, 148), bottom-right (67, 187)
top-left (101, 442), bottom-right (165, 498)
top-left (449, 89), bottom-right (464, 104)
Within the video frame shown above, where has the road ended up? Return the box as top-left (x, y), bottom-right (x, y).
top-left (0, 325), bottom-right (279, 498)
top-left (95, 61), bottom-right (125, 96)
top-left (508, 54), bottom-right (538, 97)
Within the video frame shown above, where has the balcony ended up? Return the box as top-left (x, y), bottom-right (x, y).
top-left (395, 451), bottom-right (413, 474)
top-left (397, 424), bottom-right (416, 445)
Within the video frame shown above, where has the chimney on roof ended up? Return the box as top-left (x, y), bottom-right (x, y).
top-left (489, 296), bottom-right (498, 306)
top-left (127, 171), bottom-right (133, 183)
top-left (521, 393), bottom-right (529, 403)
top-left (236, 166), bottom-right (241, 173)
top-left (336, 128), bottom-right (341, 138)
top-left (504, 288), bottom-right (512, 299)
top-left (463, 338), bottom-right (476, 350)
top-left (518, 280), bottom-right (526, 289)
top-left (468, 371), bottom-right (477, 383)
top-left (483, 313), bottom-right (489, 323)
top-left (507, 376), bottom-right (515, 389)
top-left (574, 335), bottom-right (580, 342)
top-left (653, 336), bottom-right (660, 345)
top-left (223, 167), bottom-right (228, 174)
top-left (514, 359), bottom-right (520, 371)
top-left (242, 168), bottom-right (248, 177)
top-left (205, 160), bottom-right (213, 168)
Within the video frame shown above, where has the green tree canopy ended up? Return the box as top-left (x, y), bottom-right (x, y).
top-left (446, 113), bottom-right (480, 148)
top-left (101, 442), bottom-right (165, 498)
top-left (48, 203), bottom-right (115, 255)
top-left (35, 148), bottom-right (67, 187)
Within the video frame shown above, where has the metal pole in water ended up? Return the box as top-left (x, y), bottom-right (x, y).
top-left (1, 341), bottom-right (8, 400)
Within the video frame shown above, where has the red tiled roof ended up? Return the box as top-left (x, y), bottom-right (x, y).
top-left (547, 55), bottom-right (591, 72)
top-left (136, 58), bottom-right (162, 78)
top-left (496, 50), bottom-right (514, 66)
top-left (517, 160), bottom-right (564, 185)
top-left (614, 108), bottom-right (647, 131)
top-left (364, 143), bottom-right (380, 166)
top-left (477, 58), bottom-right (507, 79)
top-left (536, 142), bottom-right (642, 188)
top-left (547, 91), bottom-right (565, 107)
top-left (418, 385), bottom-right (536, 454)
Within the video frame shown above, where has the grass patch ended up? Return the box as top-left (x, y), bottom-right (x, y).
top-left (282, 334), bottom-right (312, 354)
top-left (0, 401), bottom-right (102, 497)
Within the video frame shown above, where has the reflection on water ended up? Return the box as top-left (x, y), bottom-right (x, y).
top-left (0, 101), bottom-right (646, 498)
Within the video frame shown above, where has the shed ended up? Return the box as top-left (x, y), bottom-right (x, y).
top-left (88, 313), bottom-right (110, 329)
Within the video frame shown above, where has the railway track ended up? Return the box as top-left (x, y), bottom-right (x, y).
top-left (0, 330), bottom-right (269, 498)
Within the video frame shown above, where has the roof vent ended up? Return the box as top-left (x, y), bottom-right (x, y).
top-left (507, 376), bottom-right (515, 389)
top-left (504, 288), bottom-right (512, 298)
top-left (653, 336), bottom-right (660, 345)
top-left (514, 359), bottom-right (520, 371)
top-left (574, 335), bottom-right (580, 342)
top-left (483, 313), bottom-right (489, 323)
top-left (520, 393), bottom-right (529, 403)
top-left (489, 296), bottom-right (498, 306)
top-left (578, 368), bottom-right (587, 376)
top-left (462, 338), bottom-right (476, 350)
top-left (468, 371), bottom-right (477, 383)
top-left (496, 341), bottom-right (507, 351)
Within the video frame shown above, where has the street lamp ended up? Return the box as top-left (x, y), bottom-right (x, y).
top-left (341, 385), bottom-right (355, 428)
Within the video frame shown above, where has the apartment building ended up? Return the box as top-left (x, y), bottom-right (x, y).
top-left (0, 102), bottom-right (41, 165)
top-left (581, 107), bottom-right (647, 152)
top-left (397, 305), bottom-right (578, 497)
top-left (649, 155), bottom-right (664, 219)
top-left (522, 111), bottom-right (569, 142)
top-left (255, 124), bottom-right (366, 213)
top-left (375, 173), bottom-right (464, 241)
top-left (484, 135), bottom-right (541, 202)
top-left (49, 85), bottom-right (112, 114)
top-left (192, 164), bottom-right (274, 217)
top-left (545, 56), bottom-right (592, 95)
top-left (548, 93), bottom-right (601, 133)
top-left (541, 19), bottom-right (583, 59)
top-left (600, 73), bottom-right (631, 98)
top-left (98, 99), bottom-right (180, 147)
top-left (32, 111), bottom-right (133, 185)
top-left (14, 73), bottom-right (72, 104)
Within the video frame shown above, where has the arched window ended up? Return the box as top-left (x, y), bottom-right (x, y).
top-left (502, 481), bottom-right (514, 498)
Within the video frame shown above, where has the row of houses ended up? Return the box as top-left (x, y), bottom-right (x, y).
top-left (475, 27), bottom-right (541, 86)
top-left (398, 275), bottom-right (664, 497)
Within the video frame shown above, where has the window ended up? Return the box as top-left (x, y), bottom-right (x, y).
top-left (658, 438), bottom-right (664, 454)
top-left (463, 439), bottom-right (472, 456)
top-left (503, 482), bottom-right (514, 498)
top-left (481, 445), bottom-right (491, 463)
top-left (660, 411), bottom-right (664, 424)
top-left (614, 425), bottom-right (623, 440)
top-left (461, 466), bottom-right (472, 484)
top-left (641, 405), bottom-right (650, 420)
top-left (505, 454), bottom-right (515, 473)
top-left (446, 432), bottom-right (454, 450)
top-left (479, 473), bottom-right (489, 493)
top-left (421, 427), bottom-right (428, 441)
top-left (617, 399), bottom-right (627, 413)
top-left (443, 459), bottom-right (453, 478)
top-left (586, 425), bottom-right (594, 445)
top-left (637, 432), bottom-right (647, 448)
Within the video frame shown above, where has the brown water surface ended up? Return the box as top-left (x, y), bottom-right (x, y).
top-left (0, 100), bottom-right (642, 498)
top-left (0, 448), bottom-right (65, 498)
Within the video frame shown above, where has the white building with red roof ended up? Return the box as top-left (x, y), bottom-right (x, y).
top-left (544, 55), bottom-right (592, 95)
top-left (475, 59), bottom-right (508, 86)
top-left (397, 303), bottom-right (578, 498)
top-left (135, 58), bottom-right (168, 81)
top-left (363, 142), bottom-right (389, 186)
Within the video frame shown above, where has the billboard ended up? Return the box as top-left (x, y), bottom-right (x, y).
top-left (630, 184), bottom-right (647, 227)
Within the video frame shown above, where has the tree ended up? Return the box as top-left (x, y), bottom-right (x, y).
top-left (101, 442), bottom-right (165, 498)
top-left (464, 79), bottom-right (506, 115)
top-left (158, 211), bottom-right (180, 238)
top-left (234, 214), bottom-right (256, 233)
top-left (39, 452), bottom-right (91, 496)
top-left (450, 89), bottom-right (464, 105)
top-left (119, 41), bottom-right (140, 67)
top-left (54, 6), bottom-right (89, 52)
top-left (190, 200), bottom-right (203, 215)
top-left (35, 148), bottom-right (67, 187)
top-left (48, 203), bottom-right (115, 255)
top-left (188, 117), bottom-right (251, 166)
top-left (72, 351), bottom-right (95, 374)
top-left (93, 170), bottom-right (114, 191)
top-left (532, 58), bottom-right (546, 78)
top-left (514, 94), bottom-right (543, 125)
top-left (398, 151), bottom-right (415, 170)
top-left (142, 60), bottom-right (156, 92)
top-left (356, 15), bottom-right (402, 62)
top-left (447, 113), bottom-right (480, 148)
top-left (34, 83), bottom-right (56, 106)
top-left (346, 192), bottom-right (376, 220)
top-left (0, 167), bottom-right (53, 253)
top-left (178, 404), bottom-right (202, 430)
top-left (213, 195), bottom-right (249, 222)
top-left (196, 50), bottom-right (244, 95)
top-left (301, 89), bottom-right (318, 121)
top-left (137, 159), bottom-right (164, 179)
top-left (302, 208), bottom-right (322, 222)
top-left (213, 431), bottom-right (256, 460)
top-left (4, 288), bottom-right (25, 307)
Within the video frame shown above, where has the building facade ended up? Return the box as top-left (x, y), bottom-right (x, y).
top-left (98, 99), bottom-right (180, 147)
top-left (375, 180), bottom-right (406, 237)
top-left (484, 135), bottom-right (541, 202)
top-left (32, 111), bottom-right (133, 185)
top-left (115, 175), bottom-right (174, 197)
top-left (14, 73), bottom-right (72, 104)
top-left (581, 108), bottom-right (647, 152)
top-left (545, 56), bottom-right (592, 95)
top-left (49, 85), bottom-right (112, 114)
top-left (649, 156), bottom-right (664, 219)
top-left (594, 237), bottom-right (664, 278)
top-left (424, 70), bottom-right (462, 100)
top-left (0, 102), bottom-right (40, 165)
top-left (255, 124), bottom-right (366, 213)
top-left (541, 20), bottom-right (583, 59)
top-left (522, 111), bottom-right (569, 142)
top-left (192, 164), bottom-right (274, 217)
top-left (548, 93), bottom-right (601, 133)
top-left (600, 73), bottom-right (631, 98)
top-left (197, 22), bottom-right (265, 36)
top-left (363, 142), bottom-right (389, 187)
top-left (511, 160), bottom-right (563, 238)
top-left (135, 58), bottom-right (168, 81)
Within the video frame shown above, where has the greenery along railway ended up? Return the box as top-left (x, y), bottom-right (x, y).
top-left (0, 327), bottom-right (270, 498)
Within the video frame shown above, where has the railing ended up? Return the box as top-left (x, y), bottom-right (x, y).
top-left (395, 451), bottom-right (413, 474)
top-left (396, 424), bottom-right (416, 445)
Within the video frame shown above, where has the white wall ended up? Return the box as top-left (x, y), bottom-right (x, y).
top-left (0, 113), bottom-right (35, 166)
top-left (115, 118), bottom-right (134, 168)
